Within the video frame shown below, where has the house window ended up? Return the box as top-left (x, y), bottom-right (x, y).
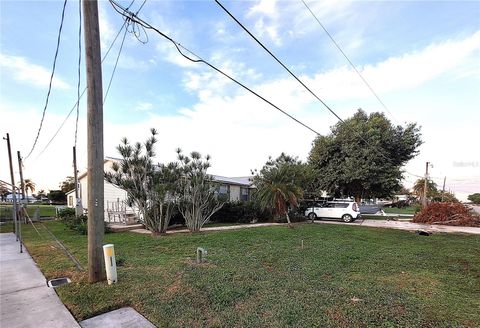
top-left (240, 187), bottom-right (249, 202)
top-left (217, 184), bottom-right (230, 202)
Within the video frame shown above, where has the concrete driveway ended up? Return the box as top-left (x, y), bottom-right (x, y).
top-left (314, 219), bottom-right (480, 235)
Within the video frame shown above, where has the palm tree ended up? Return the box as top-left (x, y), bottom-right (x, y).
top-left (23, 179), bottom-right (36, 200)
top-left (254, 164), bottom-right (304, 228)
top-left (412, 178), bottom-right (437, 201)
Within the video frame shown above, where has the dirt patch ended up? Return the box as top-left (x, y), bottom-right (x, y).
top-left (166, 280), bottom-right (182, 295)
top-left (261, 262), bottom-right (275, 272)
top-left (378, 272), bottom-right (439, 297)
top-left (325, 305), bottom-right (349, 327)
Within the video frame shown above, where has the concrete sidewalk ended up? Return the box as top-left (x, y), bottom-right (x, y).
top-left (0, 233), bottom-right (79, 328)
top-left (315, 219), bottom-right (480, 235)
top-left (131, 222), bottom-right (284, 235)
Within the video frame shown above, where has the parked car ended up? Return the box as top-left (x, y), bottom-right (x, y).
top-left (305, 201), bottom-right (361, 223)
top-left (359, 204), bottom-right (383, 214)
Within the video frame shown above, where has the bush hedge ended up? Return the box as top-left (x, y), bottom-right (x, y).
top-left (58, 208), bottom-right (110, 234)
top-left (210, 201), bottom-right (271, 224)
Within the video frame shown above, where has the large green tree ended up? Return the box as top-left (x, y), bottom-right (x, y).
top-left (253, 154), bottom-right (305, 227)
top-left (59, 176), bottom-right (75, 193)
top-left (468, 193), bottom-right (480, 204)
top-left (308, 110), bottom-right (422, 202)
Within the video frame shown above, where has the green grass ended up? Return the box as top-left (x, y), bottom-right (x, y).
top-left (9, 221), bottom-right (480, 327)
top-left (383, 206), bottom-right (417, 215)
top-left (0, 204), bottom-right (57, 218)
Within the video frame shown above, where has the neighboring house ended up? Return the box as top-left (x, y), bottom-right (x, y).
top-left (212, 175), bottom-right (253, 202)
top-left (69, 157), bottom-right (254, 223)
top-left (5, 194), bottom-right (37, 203)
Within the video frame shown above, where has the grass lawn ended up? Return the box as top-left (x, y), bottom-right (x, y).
top-left (0, 204), bottom-right (57, 217)
top-left (383, 206), bottom-right (417, 215)
top-left (10, 221), bottom-right (480, 327)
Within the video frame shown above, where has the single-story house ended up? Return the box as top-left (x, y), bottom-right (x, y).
top-left (68, 157), bottom-right (254, 223)
top-left (4, 194), bottom-right (37, 203)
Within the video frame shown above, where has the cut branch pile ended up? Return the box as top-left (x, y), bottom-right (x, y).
top-left (413, 202), bottom-right (480, 227)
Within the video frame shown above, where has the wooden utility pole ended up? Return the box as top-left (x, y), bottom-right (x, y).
top-left (422, 161), bottom-right (430, 208)
top-left (17, 151), bottom-right (26, 224)
top-left (73, 146), bottom-right (82, 217)
top-left (83, 0), bottom-right (105, 283)
top-left (441, 176), bottom-right (446, 202)
top-left (4, 133), bottom-right (21, 252)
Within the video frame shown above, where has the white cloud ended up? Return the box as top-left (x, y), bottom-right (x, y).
top-left (248, 0), bottom-right (278, 18)
top-left (135, 102), bottom-right (154, 111)
top-left (302, 31), bottom-right (480, 101)
top-left (0, 53), bottom-right (70, 90)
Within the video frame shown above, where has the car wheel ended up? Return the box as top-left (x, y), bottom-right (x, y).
top-left (342, 214), bottom-right (353, 223)
top-left (308, 212), bottom-right (317, 221)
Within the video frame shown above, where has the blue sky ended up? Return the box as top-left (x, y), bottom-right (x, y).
top-left (1, 0), bottom-right (479, 200)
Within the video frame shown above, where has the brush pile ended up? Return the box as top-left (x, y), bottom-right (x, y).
top-left (413, 202), bottom-right (480, 227)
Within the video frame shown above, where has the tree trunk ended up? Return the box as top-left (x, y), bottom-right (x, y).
top-left (285, 210), bottom-right (293, 228)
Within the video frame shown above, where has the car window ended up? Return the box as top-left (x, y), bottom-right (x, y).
top-left (334, 203), bottom-right (349, 208)
top-left (323, 203), bottom-right (334, 208)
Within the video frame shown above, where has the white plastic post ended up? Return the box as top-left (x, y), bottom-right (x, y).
top-left (103, 244), bottom-right (117, 284)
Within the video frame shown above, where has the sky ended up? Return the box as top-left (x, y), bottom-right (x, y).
top-left (0, 0), bottom-right (479, 201)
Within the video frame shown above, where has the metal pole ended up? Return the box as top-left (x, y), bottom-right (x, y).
top-left (83, 0), bottom-right (105, 283)
top-left (4, 134), bottom-right (20, 250)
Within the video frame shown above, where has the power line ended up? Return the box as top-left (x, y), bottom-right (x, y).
top-left (103, 26), bottom-right (129, 102)
top-left (35, 18), bottom-right (133, 160)
top-left (215, 0), bottom-right (344, 123)
top-left (25, 0), bottom-right (68, 160)
top-left (215, 0), bottom-right (429, 176)
top-left (75, 0), bottom-right (82, 147)
top-left (109, 0), bottom-right (321, 135)
top-left (300, 0), bottom-right (399, 124)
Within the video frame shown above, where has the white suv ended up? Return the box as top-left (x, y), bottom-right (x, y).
top-left (305, 201), bottom-right (361, 223)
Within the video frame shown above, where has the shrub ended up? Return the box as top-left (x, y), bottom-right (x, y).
top-left (210, 201), bottom-right (271, 224)
top-left (63, 214), bottom-right (88, 234)
top-left (60, 213), bottom-right (110, 234)
top-left (57, 208), bottom-right (75, 219)
top-left (413, 202), bottom-right (480, 227)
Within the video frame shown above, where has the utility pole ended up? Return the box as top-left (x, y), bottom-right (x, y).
top-left (83, 0), bottom-right (105, 283)
top-left (17, 151), bottom-right (26, 223)
top-left (441, 176), bottom-right (446, 202)
top-left (73, 146), bottom-right (82, 217)
top-left (422, 161), bottom-right (430, 208)
top-left (4, 134), bottom-right (20, 252)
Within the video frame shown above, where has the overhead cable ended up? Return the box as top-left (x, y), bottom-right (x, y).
top-left (300, 0), bottom-right (399, 124)
top-left (25, 0), bottom-right (68, 160)
top-left (109, 0), bottom-right (321, 135)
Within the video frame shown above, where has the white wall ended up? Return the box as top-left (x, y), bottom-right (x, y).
top-left (78, 160), bottom-right (133, 220)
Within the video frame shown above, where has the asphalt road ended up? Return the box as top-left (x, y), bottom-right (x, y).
top-left (470, 205), bottom-right (480, 215)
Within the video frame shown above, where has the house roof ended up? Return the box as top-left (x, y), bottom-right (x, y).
top-left (65, 189), bottom-right (76, 196)
top-left (76, 157), bottom-right (253, 187)
top-left (211, 175), bottom-right (253, 187)
top-left (78, 157), bottom-right (119, 180)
